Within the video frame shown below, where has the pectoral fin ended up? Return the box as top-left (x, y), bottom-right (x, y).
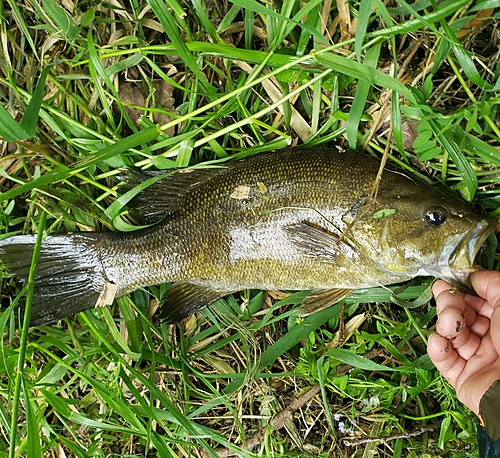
top-left (297, 288), bottom-right (354, 316)
top-left (159, 281), bottom-right (237, 323)
top-left (284, 222), bottom-right (359, 262)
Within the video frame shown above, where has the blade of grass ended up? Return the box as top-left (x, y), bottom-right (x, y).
top-left (230, 0), bottom-right (328, 49)
top-left (0, 125), bottom-right (161, 201)
top-left (191, 0), bottom-right (220, 43)
top-left (147, 0), bottom-right (216, 95)
top-left (316, 359), bottom-right (336, 436)
top-left (355, 0), bottom-right (375, 62)
top-left (321, 348), bottom-right (410, 372)
top-left (4, 0), bottom-right (38, 58)
top-left (23, 379), bottom-right (41, 458)
top-left (133, 66), bottom-right (331, 167)
top-left (217, 3), bottom-right (241, 33)
top-left (78, 313), bottom-right (222, 457)
top-left (87, 31), bottom-right (118, 130)
top-left (31, 343), bottom-right (146, 432)
top-left (373, 0), bottom-right (405, 155)
top-left (9, 211), bottom-right (46, 458)
top-left (347, 42), bottom-right (381, 150)
top-left (316, 50), bottom-right (417, 104)
top-left (429, 0), bottom-right (493, 89)
top-left (244, 7), bottom-right (253, 50)
top-left (367, 0), bottom-right (470, 39)
top-left (434, 124), bottom-right (478, 200)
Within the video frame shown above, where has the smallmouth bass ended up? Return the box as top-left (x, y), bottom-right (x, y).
top-left (0, 149), bottom-right (496, 325)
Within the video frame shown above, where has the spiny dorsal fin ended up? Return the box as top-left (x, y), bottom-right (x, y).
top-left (119, 166), bottom-right (226, 223)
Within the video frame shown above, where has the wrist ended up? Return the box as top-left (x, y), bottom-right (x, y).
top-left (479, 378), bottom-right (500, 441)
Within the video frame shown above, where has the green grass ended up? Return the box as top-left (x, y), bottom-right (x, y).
top-left (0, 0), bottom-right (500, 456)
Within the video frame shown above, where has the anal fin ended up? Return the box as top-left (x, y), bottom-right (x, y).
top-left (297, 288), bottom-right (354, 317)
top-left (159, 281), bottom-right (237, 323)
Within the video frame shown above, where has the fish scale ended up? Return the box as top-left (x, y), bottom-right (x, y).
top-left (0, 148), bottom-right (495, 325)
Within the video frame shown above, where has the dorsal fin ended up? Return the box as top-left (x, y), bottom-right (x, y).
top-left (119, 166), bottom-right (225, 223)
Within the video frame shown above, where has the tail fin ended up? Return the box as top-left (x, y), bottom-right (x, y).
top-left (0, 234), bottom-right (109, 326)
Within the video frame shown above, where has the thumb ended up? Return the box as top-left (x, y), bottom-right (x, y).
top-left (470, 271), bottom-right (500, 358)
top-left (491, 307), bottom-right (500, 357)
top-left (470, 271), bottom-right (500, 310)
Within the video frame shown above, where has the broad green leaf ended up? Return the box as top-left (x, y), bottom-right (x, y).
top-left (0, 105), bottom-right (29, 142)
top-left (320, 348), bottom-right (411, 372)
top-left (451, 43), bottom-right (492, 89)
top-left (470, 0), bottom-right (500, 13)
top-left (20, 64), bottom-right (55, 137)
top-left (438, 414), bottom-right (453, 449)
top-left (316, 52), bottom-right (417, 104)
top-left (42, 0), bottom-right (80, 40)
top-left (258, 301), bottom-right (344, 370)
top-left (463, 132), bottom-right (500, 166)
top-left (373, 208), bottom-right (397, 219)
top-left (105, 53), bottom-right (145, 77)
top-left (391, 284), bottom-right (434, 309)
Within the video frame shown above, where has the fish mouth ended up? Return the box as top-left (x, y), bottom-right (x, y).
top-left (437, 219), bottom-right (496, 287)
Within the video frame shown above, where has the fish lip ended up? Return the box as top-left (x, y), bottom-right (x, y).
top-left (437, 219), bottom-right (496, 286)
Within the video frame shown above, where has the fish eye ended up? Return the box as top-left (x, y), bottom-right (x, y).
top-left (424, 206), bottom-right (448, 226)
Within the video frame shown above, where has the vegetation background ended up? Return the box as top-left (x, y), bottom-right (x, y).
top-left (0, 0), bottom-right (499, 456)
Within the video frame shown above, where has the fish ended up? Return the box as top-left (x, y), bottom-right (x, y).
top-left (0, 148), bottom-right (496, 326)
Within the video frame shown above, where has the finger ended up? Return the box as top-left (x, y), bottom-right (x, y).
top-left (451, 327), bottom-right (481, 360)
top-left (435, 307), bottom-right (482, 358)
top-left (469, 315), bottom-right (491, 337)
top-left (464, 294), bottom-right (491, 318)
top-left (434, 289), bottom-right (477, 327)
top-left (435, 307), bottom-right (466, 340)
top-left (427, 333), bottom-right (465, 387)
top-left (432, 277), bottom-right (492, 319)
top-left (432, 280), bottom-right (453, 297)
top-left (470, 270), bottom-right (500, 310)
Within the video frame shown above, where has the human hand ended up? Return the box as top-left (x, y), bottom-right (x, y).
top-left (428, 270), bottom-right (500, 416)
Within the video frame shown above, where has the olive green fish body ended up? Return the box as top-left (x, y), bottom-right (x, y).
top-left (0, 149), bottom-right (495, 325)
